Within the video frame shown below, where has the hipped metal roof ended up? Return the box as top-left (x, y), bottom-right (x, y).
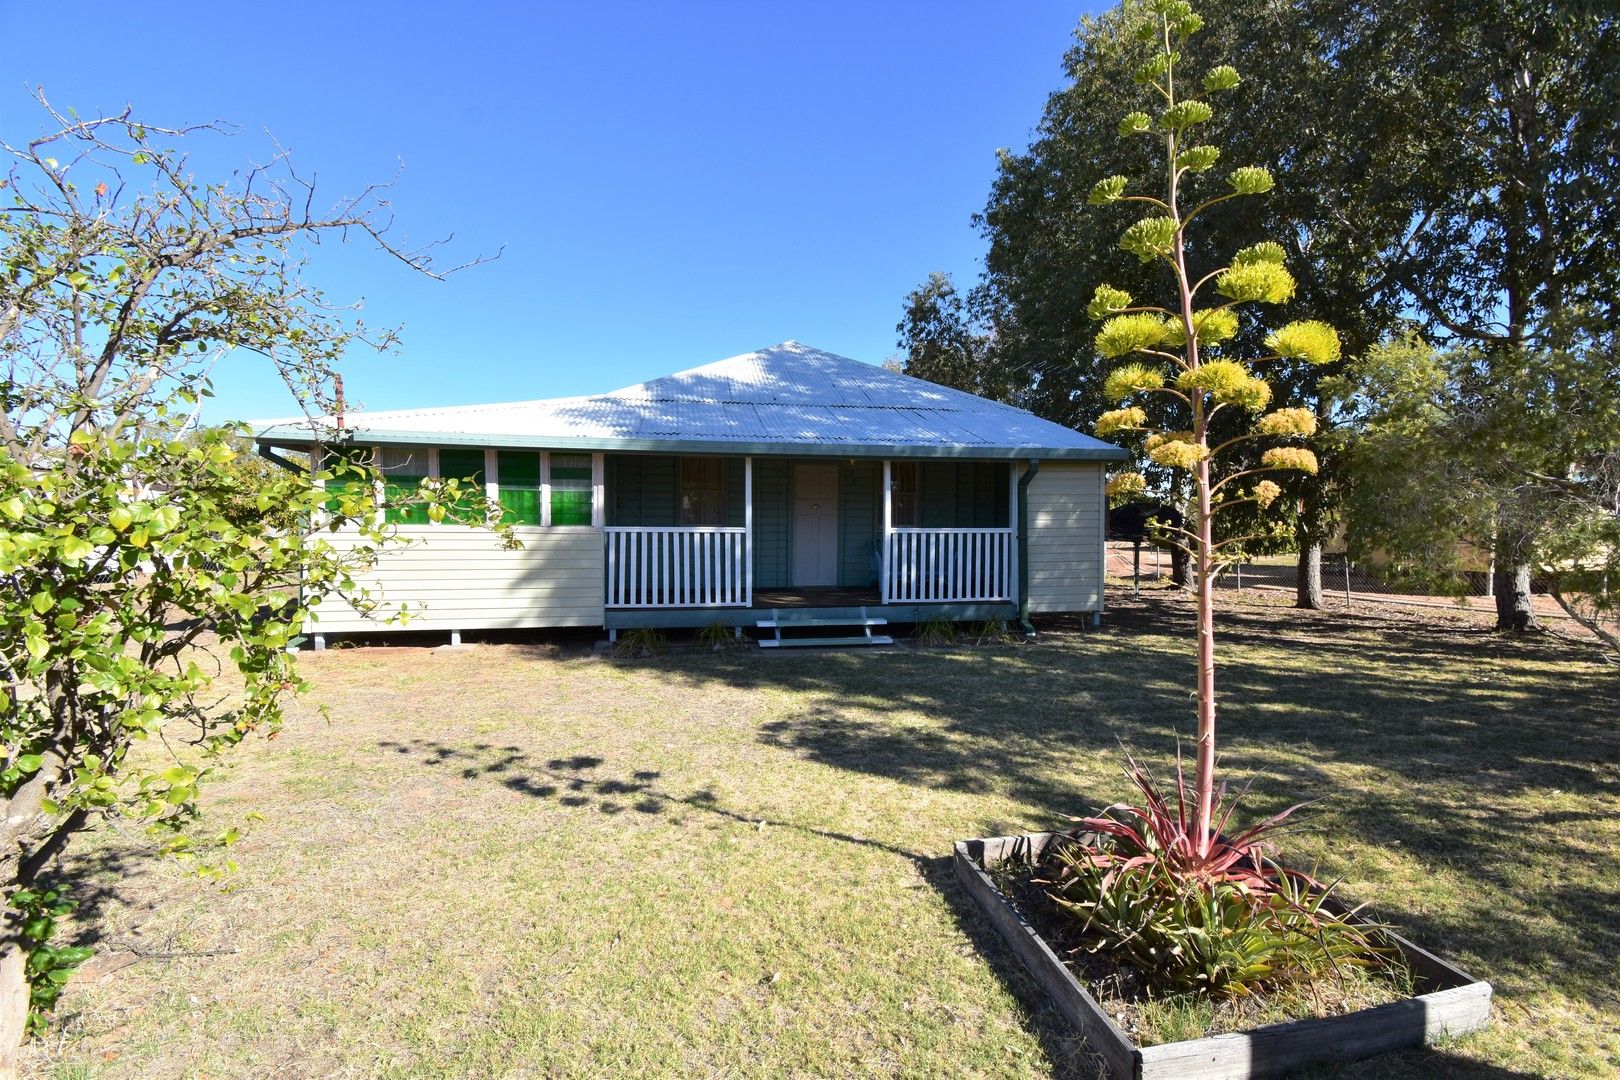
top-left (253, 341), bottom-right (1129, 461)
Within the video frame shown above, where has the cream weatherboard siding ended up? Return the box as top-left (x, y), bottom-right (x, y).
top-left (304, 526), bottom-right (605, 634)
top-left (1025, 462), bottom-right (1106, 614)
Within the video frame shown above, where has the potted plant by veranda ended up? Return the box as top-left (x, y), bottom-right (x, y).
top-left (952, 3), bottom-right (1491, 1077)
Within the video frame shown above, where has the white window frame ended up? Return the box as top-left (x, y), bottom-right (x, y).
top-left (541, 450), bottom-right (600, 530)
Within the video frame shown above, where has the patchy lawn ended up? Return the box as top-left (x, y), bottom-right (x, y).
top-left (23, 588), bottom-right (1620, 1079)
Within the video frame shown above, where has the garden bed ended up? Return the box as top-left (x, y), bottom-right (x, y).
top-left (954, 832), bottom-right (1493, 1080)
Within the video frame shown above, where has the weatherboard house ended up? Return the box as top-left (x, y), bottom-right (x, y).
top-left (253, 342), bottom-right (1129, 646)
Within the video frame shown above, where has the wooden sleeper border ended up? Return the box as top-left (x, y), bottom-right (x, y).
top-left (954, 832), bottom-right (1492, 1080)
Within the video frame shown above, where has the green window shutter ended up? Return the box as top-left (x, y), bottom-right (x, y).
top-left (438, 448), bottom-right (487, 520)
top-left (549, 453), bottom-right (593, 526)
top-left (498, 451), bottom-right (542, 525)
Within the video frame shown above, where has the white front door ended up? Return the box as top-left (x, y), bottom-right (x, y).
top-left (791, 464), bottom-right (840, 586)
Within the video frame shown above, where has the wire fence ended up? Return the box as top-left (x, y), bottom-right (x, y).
top-left (1104, 541), bottom-right (1582, 623)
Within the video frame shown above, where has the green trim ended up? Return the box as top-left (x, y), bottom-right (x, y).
top-left (1017, 458), bottom-right (1040, 637)
top-left (257, 427), bottom-right (1130, 462)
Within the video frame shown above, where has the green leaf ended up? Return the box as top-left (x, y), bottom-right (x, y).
top-left (14, 754), bottom-right (44, 775)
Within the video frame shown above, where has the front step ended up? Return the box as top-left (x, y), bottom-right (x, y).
top-left (756, 607), bottom-right (894, 649)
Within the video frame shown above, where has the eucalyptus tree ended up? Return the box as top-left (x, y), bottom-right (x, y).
top-left (0, 95), bottom-right (491, 1068)
top-left (1326, 0), bottom-right (1620, 629)
top-left (1084, 0), bottom-right (1339, 850)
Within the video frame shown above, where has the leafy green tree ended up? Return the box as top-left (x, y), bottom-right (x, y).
top-left (1323, 0), bottom-right (1620, 629)
top-left (0, 95), bottom-right (490, 1067)
top-left (1084, 0), bottom-right (1339, 849)
top-left (894, 271), bottom-right (1005, 401)
top-left (1336, 336), bottom-right (1620, 652)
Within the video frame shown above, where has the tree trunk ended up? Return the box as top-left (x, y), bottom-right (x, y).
top-left (1170, 546), bottom-right (1189, 588)
top-left (1294, 480), bottom-right (1327, 609)
top-left (1493, 560), bottom-right (1538, 632)
top-left (0, 932), bottom-right (27, 1080)
top-left (1296, 541), bottom-right (1323, 609)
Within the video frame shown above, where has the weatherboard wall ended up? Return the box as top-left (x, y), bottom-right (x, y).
top-left (303, 526), bottom-right (605, 634)
top-left (1025, 462), bottom-right (1106, 614)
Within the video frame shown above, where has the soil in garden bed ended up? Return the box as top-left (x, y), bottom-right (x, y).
top-left (990, 855), bottom-right (1416, 1047)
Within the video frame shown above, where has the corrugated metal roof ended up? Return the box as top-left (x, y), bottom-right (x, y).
top-left (254, 341), bottom-right (1128, 461)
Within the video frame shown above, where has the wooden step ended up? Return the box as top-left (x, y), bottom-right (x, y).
top-left (758, 634), bottom-right (895, 648)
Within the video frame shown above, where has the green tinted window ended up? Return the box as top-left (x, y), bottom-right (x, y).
top-left (322, 446), bottom-right (376, 518)
top-left (550, 453), bottom-right (593, 526)
top-left (498, 451), bottom-right (542, 525)
top-left (438, 448), bottom-right (487, 520)
top-left (380, 447), bottom-right (430, 525)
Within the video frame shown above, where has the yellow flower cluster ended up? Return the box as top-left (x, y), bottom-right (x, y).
top-left (1176, 360), bottom-right (1272, 410)
top-left (1103, 362), bottom-right (1166, 401)
top-left (1265, 320), bottom-right (1342, 365)
top-left (1261, 446), bottom-right (1319, 474)
top-left (1232, 240), bottom-right (1286, 267)
top-left (1253, 407), bottom-right (1318, 437)
top-left (1095, 407), bottom-right (1148, 437)
top-left (1164, 307), bottom-right (1239, 347)
top-left (1215, 260), bottom-right (1296, 304)
top-left (1119, 216), bottom-right (1180, 262)
top-left (1106, 471), bottom-right (1148, 501)
top-left (1252, 480), bottom-right (1283, 508)
top-left (1097, 313), bottom-right (1175, 359)
top-left (1144, 431), bottom-right (1194, 453)
top-left (1148, 438), bottom-right (1210, 470)
top-left (1227, 165), bottom-right (1274, 195)
top-left (1087, 284), bottom-right (1134, 319)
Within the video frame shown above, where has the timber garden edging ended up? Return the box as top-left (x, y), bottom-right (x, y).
top-left (954, 832), bottom-right (1492, 1080)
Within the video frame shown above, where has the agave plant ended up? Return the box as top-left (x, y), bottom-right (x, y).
top-left (1043, 755), bottom-right (1397, 999)
top-left (1066, 753), bottom-right (1313, 895)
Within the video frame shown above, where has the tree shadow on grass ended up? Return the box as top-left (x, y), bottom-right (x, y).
top-left (376, 735), bottom-right (1105, 1077)
top-left (558, 591), bottom-right (1617, 1070)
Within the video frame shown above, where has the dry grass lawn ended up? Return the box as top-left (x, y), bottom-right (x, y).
top-left (20, 587), bottom-right (1620, 1079)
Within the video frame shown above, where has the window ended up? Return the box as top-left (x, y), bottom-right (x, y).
top-left (497, 451), bottom-right (542, 525)
top-left (549, 453), bottom-right (593, 526)
top-left (437, 447), bottom-right (486, 520)
top-left (379, 447), bottom-right (430, 525)
top-left (678, 456), bottom-right (724, 525)
top-left (891, 462), bottom-right (919, 526)
top-left (322, 445), bottom-right (375, 517)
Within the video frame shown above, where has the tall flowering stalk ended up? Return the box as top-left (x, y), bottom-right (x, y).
top-left (1087, 0), bottom-right (1341, 856)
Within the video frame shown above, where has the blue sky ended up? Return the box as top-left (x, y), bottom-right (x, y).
top-left (8, 2), bottom-right (1095, 423)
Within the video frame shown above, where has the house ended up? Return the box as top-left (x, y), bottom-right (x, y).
top-left (252, 341), bottom-right (1129, 645)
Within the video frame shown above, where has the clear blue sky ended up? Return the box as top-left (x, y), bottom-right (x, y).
top-left (7, 2), bottom-right (1096, 423)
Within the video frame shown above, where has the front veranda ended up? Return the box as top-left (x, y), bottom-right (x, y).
top-left (601, 454), bottom-right (1021, 630)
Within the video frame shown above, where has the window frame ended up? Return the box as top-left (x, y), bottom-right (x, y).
top-left (546, 451), bottom-right (595, 528)
top-left (891, 461), bottom-right (919, 527)
top-left (677, 455), bottom-right (727, 527)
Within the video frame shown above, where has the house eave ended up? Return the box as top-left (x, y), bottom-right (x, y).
top-left (253, 426), bottom-right (1132, 462)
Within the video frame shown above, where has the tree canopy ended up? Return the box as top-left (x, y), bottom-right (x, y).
top-left (0, 94), bottom-right (491, 1063)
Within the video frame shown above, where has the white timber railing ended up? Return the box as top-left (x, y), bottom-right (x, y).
top-left (884, 527), bottom-right (1015, 603)
top-left (605, 526), bottom-right (750, 608)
